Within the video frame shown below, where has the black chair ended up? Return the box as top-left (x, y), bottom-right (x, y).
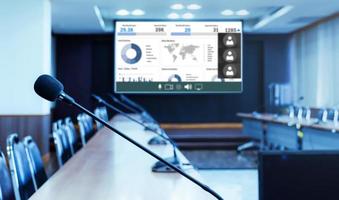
top-left (77, 114), bottom-right (93, 145)
top-left (94, 107), bottom-right (108, 130)
top-left (83, 114), bottom-right (94, 137)
top-left (7, 134), bottom-right (35, 200)
top-left (65, 117), bottom-right (82, 151)
top-left (0, 147), bottom-right (15, 200)
top-left (62, 124), bottom-right (78, 155)
top-left (23, 136), bottom-right (47, 189)
top-left (53, 129), bottom-right (72, 167)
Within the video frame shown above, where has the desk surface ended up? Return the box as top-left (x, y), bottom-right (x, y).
top-left (237, 112), bottom-right (339, 132)
top-left (30, 115), bottom-right (215, 200)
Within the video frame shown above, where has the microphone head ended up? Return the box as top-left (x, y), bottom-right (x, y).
top-left (92, 94), bottom-right (103, 103)
top-left (108, 94), bottom-right (119, 102)
top-left (34, 74), bottom-right (64, 102)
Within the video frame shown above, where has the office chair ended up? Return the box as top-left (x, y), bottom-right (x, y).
top-left (23, 136), bottom-right (48, 190)
top-left (65, 117), bottom-right (77, 136)
top-left (52, 129), bottom-right (72, 167)
top-left (77, 114), bottom-right (95, 145)
top-left (65, 117), bottom-right (81, 149)
top-left (78, 114), bottom-right (89, 145)
top-left (6, 134), bottom-right (36, 200)
top-left (94, 107), bottom-right (104, 130)
top-left (0, 147), bottom-right (15, 200)
top-left (62, 124), bottom-right (78, 155)
top-left (297, 107), bottom-right (311, 121)
top-left (94, 107), bottom-right (108, 130)
top-left (317, 109), bottom-right (328, 123)
top-left (101, 107), bottom-right (109, 122)
top-left (84, 114), bottom-right (94, 136)
top-left (327, 109), bottom-right (338, 122)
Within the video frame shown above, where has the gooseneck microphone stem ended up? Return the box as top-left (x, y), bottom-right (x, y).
top-left (61, 95), bottom-right (223, 200)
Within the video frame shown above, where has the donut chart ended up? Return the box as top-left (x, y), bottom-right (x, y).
top-left (168, 74), bottom-right (182, 82)
top-left (121, 43), bottom-right (142, 64)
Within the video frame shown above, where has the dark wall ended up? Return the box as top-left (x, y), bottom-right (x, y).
top-left (53, 34), bottom-right (290, 123)
top-left (53, 35), bottom-right (113, 121)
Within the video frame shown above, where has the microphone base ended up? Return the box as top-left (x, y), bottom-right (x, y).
top-left (148, 136), bottom-right (167, 145)
top-left (152, 157), bottom-right (188, 173)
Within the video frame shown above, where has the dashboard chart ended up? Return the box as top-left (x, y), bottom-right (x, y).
top-left (114, 21), bottom-right (243, 93)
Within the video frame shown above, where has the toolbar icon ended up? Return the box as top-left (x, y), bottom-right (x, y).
top-left (184, 84), bottom-right (192, 90)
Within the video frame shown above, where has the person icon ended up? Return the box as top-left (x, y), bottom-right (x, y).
top-left (225, 66), bottom-right (234, 77)
top-left (226, 51), bottom-right (234, 61)
top-left (226, 36), bottom-right (234, 46)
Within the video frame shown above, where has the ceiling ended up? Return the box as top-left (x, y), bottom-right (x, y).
top-left (52, 0), bottom-right (339, 34)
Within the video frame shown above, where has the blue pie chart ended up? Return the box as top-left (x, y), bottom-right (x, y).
top-left (121, 43), bottom-right (142, 64)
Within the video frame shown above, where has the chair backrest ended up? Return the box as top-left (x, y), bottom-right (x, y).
top-left (84, 114), bottom-right (94, 134)
top-left (65, 117), bottom-right (77, 136)
top-left (327, 109), bottom-right (338, 122)
top-left (52, 129), bottom-right (72, 167)
top-left (94, 108), bottom-right (102, 129)
top-left (77, 114), bottom-right (94, 145)
top-left (100, 107), bottom-right (109, 122)
top-left (0, 147), bottom-right (15, 200)
top-left (65, 117), bottom-right (81, 151)
top-left (23, 136), bottom-right (47, 190)
top-left (317, 109), bottom-right (328, 122)
top-left (94, 107), bottom-right (107, 130)
top-left (7, 134), bottom-right (35, 200)
top-left (62, 124), bottom-right (77, 155)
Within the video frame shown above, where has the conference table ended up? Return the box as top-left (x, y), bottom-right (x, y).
top-left (30, 114), bottom-right (216, 200)
top-left (238, 112), bottom-right (339, 150)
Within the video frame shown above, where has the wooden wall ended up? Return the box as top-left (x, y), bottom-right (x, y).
top-left (0, 115), bottom-right (50, 155)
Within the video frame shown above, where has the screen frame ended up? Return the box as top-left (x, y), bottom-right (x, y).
top-left (113, 19), bottom-right (244, 95)
top-left (258, 150), bottom-right (339, 200)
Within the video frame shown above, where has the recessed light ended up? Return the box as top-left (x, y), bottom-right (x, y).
top-left (131, 9), bottom-right (145, 16)
top-left (116, 9), bottom-right (129, 16)
top-left (187, 4), bottom-right (202, 10)
top-left (171, 3), bottom-right (184, 10)
top-left (236, 9), bottom-right (250, 16)
top-left (168, 12), bottom-right (180, 19)
top-left (182, 12), bottom-right (194, 19)
top-left (221, 9), bottom-right (234, 16)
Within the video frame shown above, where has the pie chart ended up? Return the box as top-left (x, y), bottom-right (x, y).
top-left (121, 43), bottom-right (142, 64)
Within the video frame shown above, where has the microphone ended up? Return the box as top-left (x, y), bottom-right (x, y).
top-left (34, 75), bottom-right (224, 200)
top-left (92, 94), bottom-right (188, 173)
top-left (118, 94), bottom-right (156, 124)
top-left (108, 94), bottom-right (160, 132)
top-left (93, 95), bottom-right (165, 144)
top-left (110, 94), bottom-right (140, 114)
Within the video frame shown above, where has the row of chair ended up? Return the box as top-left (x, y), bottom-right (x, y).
top-left (0, 107), bottom-right (109, 200)
top-left (52, 117), bottom-right (78, 167)
top-left (288, 106), bottom-right (339, 123)
top-left (52, 107), bottom-right (109, 168)
top-left (0, 134), bottom-right (48, 200)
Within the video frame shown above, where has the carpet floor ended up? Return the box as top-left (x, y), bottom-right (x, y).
top-left (181, 150), bottom-right (258, 169)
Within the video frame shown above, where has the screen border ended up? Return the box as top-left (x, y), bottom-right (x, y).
top-left (113, 19), bottom-right (244, 95)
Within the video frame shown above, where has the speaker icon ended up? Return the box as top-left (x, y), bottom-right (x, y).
top-left (184, 84), bottom-right (192, 90)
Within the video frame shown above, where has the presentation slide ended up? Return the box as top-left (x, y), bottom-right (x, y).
top-left (114, 21), bottom-right (242, 93)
